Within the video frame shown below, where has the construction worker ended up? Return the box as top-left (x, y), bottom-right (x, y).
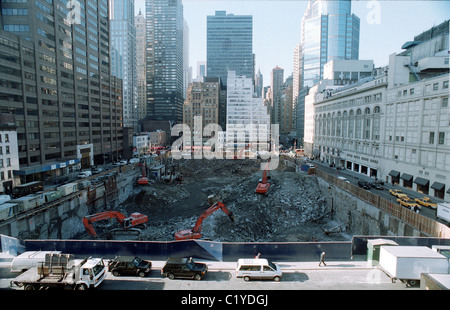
top-left (319, 252), bottom-right (326, 266)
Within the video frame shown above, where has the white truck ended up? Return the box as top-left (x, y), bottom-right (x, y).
top-left (436, 203), bottom-right (450, 223)
top-left (379, 246), bottom-right (449, 287)
top-left (10, 253), bottom-right (106, 290)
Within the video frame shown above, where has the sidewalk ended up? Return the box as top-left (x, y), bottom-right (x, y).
top-left (148, 260), bottom-right (375, 272)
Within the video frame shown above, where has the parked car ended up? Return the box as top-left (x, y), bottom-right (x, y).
top-left (161, 257), bottom-right (207, 280)
top-left (414, 197), bottom-right (437, 209)
top-left (91, 167), bottom-right (104, 174)
top-left (370, 182), bottom-right (383, 190)
top-left (77, 171), bottom-right (92, 179)
top-left (389, 189), bottom-right (408, 199)
top-left (108, 256), bottom-right (152, 277)
top-left (397, 197), bottom-right (421, 213)
top-left (235, 258), bottom-right (282, 282)
top-left (357, 180), bottom-right (371, 189)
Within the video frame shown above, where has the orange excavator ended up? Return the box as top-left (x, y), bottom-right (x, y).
top-left (256, 162), bottom-right (271, 195)
top-left (175, 201), bottom-right (235, 240)
top-left (82, 211), bottom-right (148, 239)
top-left (137, 162), bottom-right (149, 185)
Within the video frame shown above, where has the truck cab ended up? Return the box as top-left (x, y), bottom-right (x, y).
top-left (76, 258), bottom-right (106, 289)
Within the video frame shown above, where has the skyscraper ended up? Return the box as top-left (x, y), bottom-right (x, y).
top-left (135, 9), bottom-right (147, 121)
top-left (270, 66), bottom-right (284, 126)
top-left (0, 0), bottom-right (123, 182)
top-left (110, 0), bottom-right (137, 131)
top-left (145, 0), bottom-right (184, 124)
top-left (301, 0), bottom-right (360, 88)
top-left (206, 11), bottom-right (253, 86)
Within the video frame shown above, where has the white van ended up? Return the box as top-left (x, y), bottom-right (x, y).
top-left (77, 171), bottom-right (92, 179)
top-left (10, 251), bottom-right (61, 273)
top-left (236, 258), bottom-right (282, 281)
top-left (129, 158), bottom-right (140, 164)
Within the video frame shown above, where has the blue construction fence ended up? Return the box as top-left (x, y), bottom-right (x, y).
top-left (6, 235), bottom-right (449, 263)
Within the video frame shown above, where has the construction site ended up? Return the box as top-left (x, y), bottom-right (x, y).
top-left (76, 157), bottom-right (349, 243)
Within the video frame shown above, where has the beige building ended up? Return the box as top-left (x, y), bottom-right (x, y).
top-left (183, 81), bottom-right (220, 142)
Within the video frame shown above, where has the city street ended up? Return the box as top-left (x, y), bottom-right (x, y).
top-left (310, 159), bottom-right (439, 221)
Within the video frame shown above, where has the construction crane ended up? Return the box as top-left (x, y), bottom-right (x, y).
top-left (82, 211), bottom-right (148, 239)
top-left (174, 201), bottom-right (235, 240)
top-left (256, 162), bottom-right (271, 195)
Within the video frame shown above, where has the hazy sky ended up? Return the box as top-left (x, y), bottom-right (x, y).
top-left (134, 0), bottom-right (450, 86)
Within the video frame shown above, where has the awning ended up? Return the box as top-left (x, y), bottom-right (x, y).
top-left (431, 182), bottom-right (445, 192)
top-left (400, 173), bottom-right (413, 181)
top-left (13, 159), bottom-right (80, 176)
top-left (389, 170), bottom-right (400, 178)
top-left (414, 177), bottom-right (429, 187)
top-left (447, 188), bottom-right (450, 194)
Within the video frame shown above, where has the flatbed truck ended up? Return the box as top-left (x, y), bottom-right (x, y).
top-left (10, 253), bottom-right (106, 290)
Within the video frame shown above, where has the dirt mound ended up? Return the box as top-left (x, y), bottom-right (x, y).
top-left (115, 158), bottom-right (345, 242)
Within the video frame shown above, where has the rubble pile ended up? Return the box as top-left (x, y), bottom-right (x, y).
top-left (118, 158), bottom-right (347, 242)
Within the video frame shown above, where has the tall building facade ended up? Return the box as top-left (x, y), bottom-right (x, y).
top-left (110, 0), bottom-right (137, 131)
top-left (270, 66), bottom-right (284, 126)
top-left (306, 20), bottom-right (450, 201)
top-left (301, 0), bottom-right (360, 88)
top-left (206, 11), bottom-right (253, 86)
top-left (145, 0), bottom-right (184, 124)
top-left (135, 9), bottom-right (147, 122)
top-left (183, 80), bottom-right (220, 143)
top-left (226, 71), bottom-right (270, 150)
top-left (0, 0), bottom-right (123, 184)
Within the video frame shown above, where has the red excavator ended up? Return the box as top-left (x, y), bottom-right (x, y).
top-left (83, 211), bottom-right (148, 238)
top-left (137, 162), bottom-right (149, 185)
top-left (175, 201), bottom-right (235, 240)
top-left (256, 162), bottom-right (271, 195)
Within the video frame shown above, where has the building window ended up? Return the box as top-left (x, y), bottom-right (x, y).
top-left (410, 88), bottom-right (414, 95)
top-left (442, 97), bottom-right (449, 108)
top-left (444, 81), bottom-right (449, 89)
top-left (433, 83), bottom-right (439, 91)
top-left (438, 132), bottom-right (445, 145)
top-left (429, 132), bottom-right (435, 144)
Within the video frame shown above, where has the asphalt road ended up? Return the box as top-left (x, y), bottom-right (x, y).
top-left (311, 159), bottom-right (439, 221)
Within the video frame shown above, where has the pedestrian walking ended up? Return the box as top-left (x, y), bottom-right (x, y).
top-left (255, 252), bottom-right (261, 259)
top-left (319, 252), bottom-right (326, 266)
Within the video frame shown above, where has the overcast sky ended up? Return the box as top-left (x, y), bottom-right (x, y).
top-left (134, 0), bottom-right (450, 86)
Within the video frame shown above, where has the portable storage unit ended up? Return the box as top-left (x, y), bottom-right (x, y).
top-left (56, 183), bottom-right (77, 196)
top-left (379, 246), bottom-right (449, 286)
top-left (367, 238), bottom-right (398, 266)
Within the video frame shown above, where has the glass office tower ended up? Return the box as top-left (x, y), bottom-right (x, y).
top-left (145, 0), bottom-right (184, 124)
top-left (110, 0), bottom-right (137, 131)
top-left (207, 11), bottom-right (253, 86)
top-left (301, 0), bottom-right (360, 88)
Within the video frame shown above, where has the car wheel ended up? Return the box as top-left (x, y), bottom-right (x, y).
top-left (138, 271), bottom-right (146, 277)
top-left (273, 276), bottom-right (281, 282)
top-left (244, 276), bottom-right (250, 282)
top-left (76, 284), bottom-right (88, 290)
top-left (168, 273), bottom-right (175, 280)
top-left (194, 273), bottom-right (202, 281)
top-left (112, 270), bottom-right (120, 277)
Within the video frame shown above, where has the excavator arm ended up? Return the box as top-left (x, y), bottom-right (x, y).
top-left (175, 202), bottom-right (235, 240)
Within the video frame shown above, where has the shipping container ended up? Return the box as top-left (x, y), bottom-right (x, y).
top-left (38, 191), bottom-right (62, 204)
top-left (0, 202), bottom-right (18, 221)
top-left (56, 183), bottom-right (77, 196)
top-left (10, 195), bottom-right (41, 212)
top-left (0, 194), bottom-right (11, 205)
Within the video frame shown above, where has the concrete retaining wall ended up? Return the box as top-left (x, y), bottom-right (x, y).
top-left (317, 178), bottom-right (423, 237)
